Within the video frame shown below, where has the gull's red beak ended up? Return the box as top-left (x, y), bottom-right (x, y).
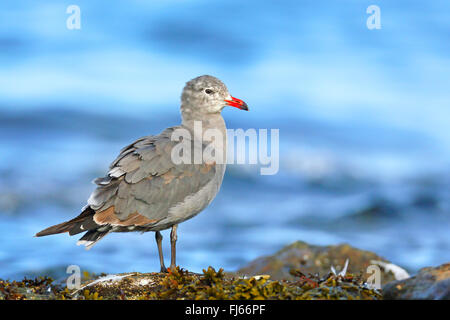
top-left (224, 96), bottom-right (248, 111)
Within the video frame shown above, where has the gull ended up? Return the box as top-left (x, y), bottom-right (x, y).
top-left (36, 75), bottom-right (248, 272)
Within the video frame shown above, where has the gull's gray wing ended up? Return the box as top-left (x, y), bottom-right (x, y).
top-left (87, 127), bottom-right (217, 228)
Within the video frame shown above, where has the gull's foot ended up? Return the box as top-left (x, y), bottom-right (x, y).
top-left (160, 266), bottom-right (168, 273)
top-left (169, 264), bottom-right (177, 272)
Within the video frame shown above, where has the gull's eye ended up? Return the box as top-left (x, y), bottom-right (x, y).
top-left (205, 89), bottom-right (214, 94)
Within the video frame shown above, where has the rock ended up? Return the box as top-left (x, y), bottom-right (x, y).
top-left (0, 266), bottom-right (382, 300)
top-left (236, 241), bottom-right (400, 284)
top-left (67, 267), bottom-right (382, 300)
top-left (383, 263), bottom-right (450, 300)
top-left (71, 272), bottom-right (173, 300)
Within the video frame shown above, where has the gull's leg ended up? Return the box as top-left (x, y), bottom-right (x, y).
top-left (169, 224), bottom-right (178, 270)
top-left (155, 231), bottom-right (167, 273)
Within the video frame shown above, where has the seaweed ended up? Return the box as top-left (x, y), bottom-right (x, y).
top-left (0, 266), bottom-right (381, 300)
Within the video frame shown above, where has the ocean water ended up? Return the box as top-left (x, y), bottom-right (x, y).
top-left (0, 0), bottom-right (449, 280)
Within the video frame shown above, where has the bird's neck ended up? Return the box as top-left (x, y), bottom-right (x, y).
top-left (181, 111), bottom-right (227, 135)
top-left (181, 111), bottom-right (227, 165)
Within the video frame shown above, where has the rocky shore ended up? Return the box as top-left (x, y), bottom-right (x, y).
top-left (0, 241), bottom-right (448, 300)
top-left (383, 263), bottom-right (449, 300)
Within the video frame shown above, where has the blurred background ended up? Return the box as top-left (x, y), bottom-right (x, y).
top-left (0, 0), bottom-right (449, 280)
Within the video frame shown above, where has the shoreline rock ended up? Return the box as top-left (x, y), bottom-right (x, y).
top-left (383, 263), bottom-right (450, 300)
top-left (236, 241), bottom-right (401, 285)
top-left (0, 266), bottom-right (381, 300)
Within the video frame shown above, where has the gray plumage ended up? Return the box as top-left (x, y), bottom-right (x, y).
top-left (89, 127), bottom-right (220, 224)
top-left (35, 75), bottom-right (248, 271)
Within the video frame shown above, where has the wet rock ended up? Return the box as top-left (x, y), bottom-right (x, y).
top-left (383, 263), bottom-right (450, 300)
top-left (236, 241), bottom-right (400, 284)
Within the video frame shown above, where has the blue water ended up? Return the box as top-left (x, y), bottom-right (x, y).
top-left (0, 0), bottom-right (449, 280)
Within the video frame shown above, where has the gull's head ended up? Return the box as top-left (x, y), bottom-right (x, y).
top-left (181, 75), bottom-right (248, 116)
